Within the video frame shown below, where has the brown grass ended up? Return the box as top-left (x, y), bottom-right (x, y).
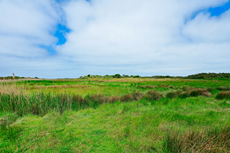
top-left (30, 85), bottom-right (90, 89)
top-left (0, 82), bottom-right (23, 95)
top-left (138, 85), bottom-right (155, 89)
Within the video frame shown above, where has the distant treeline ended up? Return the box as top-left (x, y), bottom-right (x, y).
top-left (0, 76), bottom-right (39, 80)
top-left (1, 73), bottom-right (230, 80)
top-left (80, 73), bottom-right (230, 79)
top-left (187, 73), bottom-right (230, 79)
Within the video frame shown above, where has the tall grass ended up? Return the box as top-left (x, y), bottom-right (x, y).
top-left (0, 91), bottom-right (162, 116)
top-left (164, 126), bottom-right (230, 152)
top-left (0, 82), bottom-right (23, 95)
top-left (0, 85), bottom-right (215, 117)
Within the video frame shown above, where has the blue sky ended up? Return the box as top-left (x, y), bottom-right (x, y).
top-left (0, 0), bottom-right (230, 78)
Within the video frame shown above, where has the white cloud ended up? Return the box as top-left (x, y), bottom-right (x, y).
top-left (0, 0), bottom-right (59, 57)
top-left (57, 0), bottom-right (230, 72)
top-left (182, 10), bottom-right (230, 42)
top-left (0, 0), bottom-right (230, 77)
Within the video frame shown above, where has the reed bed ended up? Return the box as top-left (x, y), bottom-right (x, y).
top-left (0, 82), bottom-right (24, 95)
top-left (0, 88), bottom-right (215, 117)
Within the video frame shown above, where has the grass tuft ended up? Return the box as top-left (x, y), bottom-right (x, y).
top-left (166, 91), bottom-right (182, 98)
top-left (143, 90), bottom-right (163, 101)
top-left (188, 88), bottom-right (210, 97)
top-left (164, 126), bottom-right (230, 153)
top-left (216, 91), bottom-right (230, 100)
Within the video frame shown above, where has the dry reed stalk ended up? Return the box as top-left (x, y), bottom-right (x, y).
top-left (0, 82), bottom-right (26, 95)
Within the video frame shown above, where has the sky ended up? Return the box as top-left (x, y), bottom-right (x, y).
top-left (0, 0), bottom-right (230, 78)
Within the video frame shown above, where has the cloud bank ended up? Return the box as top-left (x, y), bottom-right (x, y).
top-left (0, 0), bottom-right (230, 78)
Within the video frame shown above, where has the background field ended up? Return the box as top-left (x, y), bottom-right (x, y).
top-left (0, 77), bottom-right (230, 152)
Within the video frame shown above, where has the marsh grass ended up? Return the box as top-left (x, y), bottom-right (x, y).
top-left (164, 125), bottom-right (230, 153)
top-left (0, 78), bottom-right (230, 152)
top-left (0, 91), bottom-right (161, 116)
top-left (0, 87), bottom-right (216, 117)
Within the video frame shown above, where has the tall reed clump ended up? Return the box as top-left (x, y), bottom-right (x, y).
top-left (0, 93), bottom-right (123, 116)
top-left (0, 93), bottom-right (82, 116)
top-left (0, 90), bottom-right (164, 117)
top-left (164, 125), bottom-right (230, 153)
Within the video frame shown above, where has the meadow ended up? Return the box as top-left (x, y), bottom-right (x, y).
top-left (0, 77), bottom-right (230, 152)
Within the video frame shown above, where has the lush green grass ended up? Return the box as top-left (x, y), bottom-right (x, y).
top-left (1, 97), bottom-right (229, 152)
top-left (1, 78), bottom-right (230, 152)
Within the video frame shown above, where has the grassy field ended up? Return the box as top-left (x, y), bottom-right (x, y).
top-left (0, 78), bottom-right (230, 152)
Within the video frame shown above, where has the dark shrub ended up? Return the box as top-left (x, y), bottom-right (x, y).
top-left (217, 87), bottom-right (230, 91)
top-left (120, 94), bottom-right (134, 102)
top-left (216, 91), bottom-right (230, 100)
top-left (132, 91), bottom-right (143, 101)
top-left (189, 89), bottom-right (211, 97)
top-left (143, 90), bottom-right (163, 101)
top-left (137, 85), bottom-right (155, 89)
top-left (178, 92), bottom-right (189, 99)
top-left (113, 74), bottom-right (121, 78)
top-left (207, 87), bottom-right (215, 92)
top-left (72, 95), bottom-right (84, 107)
top-left (108, 96), bottom-right (120, 103)
top-left (166, 91), bottom-right (182, 99)
top-left (91, 94), bottom-right (108, 104)
top-left (182, 86), bottom-right (192, 91)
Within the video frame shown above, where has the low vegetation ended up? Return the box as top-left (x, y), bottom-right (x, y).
top-left (0, 76), bottom-right (230, 152)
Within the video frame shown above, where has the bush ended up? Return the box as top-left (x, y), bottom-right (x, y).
top-left (216, 91), bottom-right (230, 100)
top-left (113, 74), bottom-right (121, 78)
